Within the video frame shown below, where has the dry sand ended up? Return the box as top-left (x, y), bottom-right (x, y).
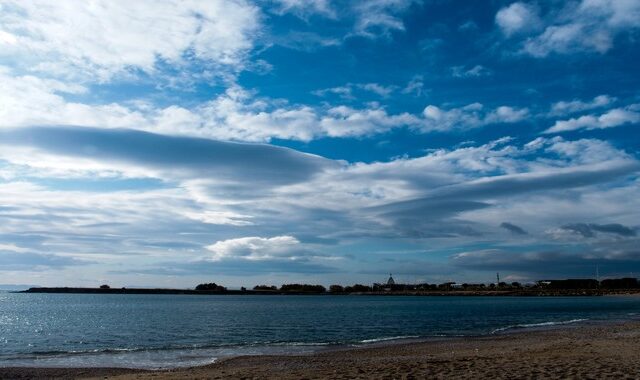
top-left (2, 321), bottom-right (640, 379)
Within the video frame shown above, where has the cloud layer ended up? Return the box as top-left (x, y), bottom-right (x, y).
top-left (0, 1), bottom-right (639, 287)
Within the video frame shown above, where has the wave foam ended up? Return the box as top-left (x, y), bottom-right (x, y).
top-left (359, 335), bottom-right (420, 344)
top-left (491, 318), bottom-right (589, 334)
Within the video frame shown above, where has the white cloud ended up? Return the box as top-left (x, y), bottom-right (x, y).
top-left (312, 86), bottom-right (354, 99)
top-left (451, 65), bottom-right (492, 78)
top-left (0, 68), bottom-right (149, 129)
top-left (358, 83), bottom-right (397, 97)
top-left (504, 0), bottom-right (640, 57)
top-left (0, 243), bottom-right (29, 253)
top-left (272, 0), bottom-right (336, 18)
top-left (182, 210), bottom-right (254, 226)
top-left (0, 29), bottom-right (18, 45)
top-left (486, 106), bottom-right (530, 123)
top-left (402, 75), bottom-right (425, 96)
top-left (0, 67), bottom-right (535, 141)
top-left (421, 103), bottom-right (529, 132)
top-left (271, 0), bottom-right (418, 41)
top-left (545, 105), bottom-right (640, 133)
top-left (523, 23), bottom-right (612, 56)
top-left (351, 0), bottom-right (417, 38)
top-left (320, 106), bottom-right (419, 138)
top-left (495, 2), bottom-right (541, 37)
top-left (0, 0), bottom-right (260, 81)
top-left (543, 137), bottom-right (633, 164)
top-left (206, 236), bottom-right (304, 261)
top-left (550, 95), bottom-right (616, 116)
top-left (0, 73), bottom-right (426, 141)
top-left (314, 82), bottom-right (396, 99)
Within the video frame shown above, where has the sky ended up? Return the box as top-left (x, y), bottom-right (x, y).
top-left (0, 0), bottom-right (639, 288)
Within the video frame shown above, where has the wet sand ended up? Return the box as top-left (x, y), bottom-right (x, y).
top-left (3, 321), bottom-right (640, 379)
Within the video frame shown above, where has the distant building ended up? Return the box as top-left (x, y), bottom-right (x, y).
top-left (438, 282), bottom-right (457, 290)
top-left (373, 274), bottom-right (397, 291)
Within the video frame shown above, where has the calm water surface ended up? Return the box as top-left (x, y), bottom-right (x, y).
top-left (1, 293), bottom-right (638, 368)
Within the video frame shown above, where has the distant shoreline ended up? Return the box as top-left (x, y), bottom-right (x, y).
top-left (20, 286), bottom-right (640, 296)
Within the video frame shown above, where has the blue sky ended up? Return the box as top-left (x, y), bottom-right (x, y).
top-left (0, 0), bottom-right (639, 288)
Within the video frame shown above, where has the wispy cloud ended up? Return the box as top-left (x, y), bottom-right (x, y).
top-left (496, 0), bottom-right (640, 57)
top-left (545, 105), bottom-right (640, 134)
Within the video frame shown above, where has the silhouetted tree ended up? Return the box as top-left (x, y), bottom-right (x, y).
top-left (329, 285), bottom-right (344, 293)
top-left (600, 278), bottom-right (639, 289)
top-left (99, 284), bottom-right (110, 289)
top-left (280, 284), bottom-right (326, 293)
top-left (344, 284), bottom-right (372, 292)
top-left (195, 283), bottom-right (226, 291)
top-left (253, 285), bottom-right (277, 291)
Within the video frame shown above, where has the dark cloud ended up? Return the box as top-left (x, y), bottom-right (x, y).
top-left (392, 219), bottom-right (484, 238)
top-left (561, 223), bottom-right (637, 238)
top-left (0, 126), bottom-right (334, 186)
top-left (590, 223), bottom-right (637, 237)
top-left (427, 161), bottom-right (640, 201)
top-left (500, 222), bottom-right (528, 235)
top-left (364, 160), bottom-right (639, 240)
top-left (367, 199), bottom-right (490, 238)
top-left (451, 248), bottom-right (640, 279)
top-left (561, 223), bottom-right (595, 238)
top-left (371, 199), bottom-right (490, 218)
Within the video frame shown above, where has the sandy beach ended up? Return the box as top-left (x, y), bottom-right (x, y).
top-left (2, 320), bottom-right (639, 379)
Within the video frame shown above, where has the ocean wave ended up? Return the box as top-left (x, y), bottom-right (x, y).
top-left (491, 318), bottom-right (589, 334)
top-left (359, 335), bottom-right (420, 344)
top-left (267, 341), bottom-right (333, 347)
top-left (6, 340), bottom-right (335, 362)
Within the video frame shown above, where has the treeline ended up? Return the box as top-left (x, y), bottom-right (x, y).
top-left (601, 278), bottom-right (639, 289)
top-left (194, 277), bottom-right (640, 294)
top-left (194, 282), bottom-right (227, 291)
top-left (195, 281), bottom-right (530, 293)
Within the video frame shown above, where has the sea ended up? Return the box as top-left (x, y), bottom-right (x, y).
top-left (1, 292), bottom-right (639, 369)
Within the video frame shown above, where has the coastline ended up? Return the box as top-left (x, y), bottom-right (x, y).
top-left (20, 286), bottom-right (640, 296)
top-left (3, 319), bottom-right (640, 379)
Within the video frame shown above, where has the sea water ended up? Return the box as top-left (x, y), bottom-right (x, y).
top-left (1, 292), bottom-right (638, 369)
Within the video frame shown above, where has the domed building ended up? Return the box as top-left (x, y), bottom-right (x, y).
top-left (373, 274), bottom-right (397, 291)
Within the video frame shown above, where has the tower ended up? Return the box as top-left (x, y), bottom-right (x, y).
top-left (496, 272), bottom-right (500, 284)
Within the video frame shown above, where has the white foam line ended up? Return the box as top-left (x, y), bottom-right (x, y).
top-left (360, 335), bottom-right (420, 344)
top-left (491, 318), bottom-right (589, 334)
